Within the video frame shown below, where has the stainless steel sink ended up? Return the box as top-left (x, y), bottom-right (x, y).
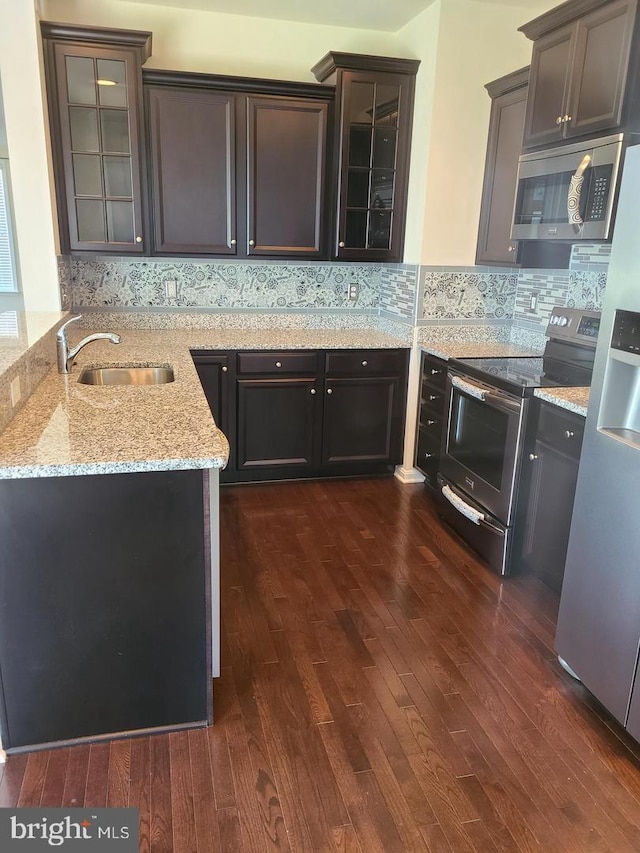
top-left (78, 366), bottom-right (175, 386)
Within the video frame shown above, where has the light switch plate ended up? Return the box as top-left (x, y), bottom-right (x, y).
top-left (10, 376), bottom-right (21, 408)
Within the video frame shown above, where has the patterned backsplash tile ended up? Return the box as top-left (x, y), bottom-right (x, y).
top-left (68, 258), bottom-right (381, 311)
top-left (420, 269), bottom-right (518, 322)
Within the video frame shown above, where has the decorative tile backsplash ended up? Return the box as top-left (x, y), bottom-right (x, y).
top-left (68, 258), bottom-right (380, 312)
top-left (379, 264), bottom-right (419, 323)
top-left (420, 268), bottom-right (517, 322)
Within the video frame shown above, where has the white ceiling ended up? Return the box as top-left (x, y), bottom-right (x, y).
top-left (117, 0), bottom-right (436, 31)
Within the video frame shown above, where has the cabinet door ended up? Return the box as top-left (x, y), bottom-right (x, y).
top-left (191, 352), bottom-right (230, 435)
top-left (565, 0), bottom-right (636, 139)
top-left (52, 43), bottom-right (145, 253)
top-left (523, 26), bottom-right (574, 147)
top-left (336, 71), bottom-right (415, 261)
top-left (247, 97), bottom-right (328, 257)
top-left (322, 376), bottom-right (403, 467)
top-left (476, 78), bottom-right (527, 266)
top-left (148, 88), bottom-right (236, 255)
top-left (236, 378), bottom-right (318, 472)
top-left (519, 438), bottom-right (579, 592)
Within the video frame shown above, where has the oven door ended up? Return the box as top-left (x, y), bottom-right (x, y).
top-left (440, 371), bottom-right (526, 525)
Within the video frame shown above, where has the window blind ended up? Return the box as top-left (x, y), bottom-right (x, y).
top-left (0, 160), bottom-right (18, 293)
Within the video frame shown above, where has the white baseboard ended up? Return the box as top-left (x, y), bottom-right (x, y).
top-left (394, 466), bottom-right (426, 484)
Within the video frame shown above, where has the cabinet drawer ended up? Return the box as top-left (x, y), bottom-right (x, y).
top-left (325, 349), bottom-right (406, 376)
top-left (419, 406), bottom-right (444, 442)
top-left (416, 426), bottom-right (440, 474)
top-left (536, 402), bottom-right (584, 458)
top-left (421, 382), bottom-right (446, 412)
top-left (422, 354), bottom-right (447, 389)
top-left (237, 351), bottom-right (317, 375)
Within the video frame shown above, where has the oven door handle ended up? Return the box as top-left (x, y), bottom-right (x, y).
top-left (450, 374), bottom-right (521, 414)
top-left (451, 374), bottom-right (487, 401)
top-left (441, 484), bottom-right (505, 535)
top-left (567, 154), bottom-right (591, 227)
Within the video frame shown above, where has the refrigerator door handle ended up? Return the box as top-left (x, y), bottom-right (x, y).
top-left (568, 154), bottom-right (592, 227)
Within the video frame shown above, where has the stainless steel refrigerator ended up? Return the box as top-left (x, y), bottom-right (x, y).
top-left (556, 143), bottom-right (640, 742)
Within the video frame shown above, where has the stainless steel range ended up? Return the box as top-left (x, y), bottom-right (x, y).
top-left (437, 307), bottom-right (600, 576)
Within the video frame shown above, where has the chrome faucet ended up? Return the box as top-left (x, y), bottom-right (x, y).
top-left (56, 314), bottom-right (121, 374)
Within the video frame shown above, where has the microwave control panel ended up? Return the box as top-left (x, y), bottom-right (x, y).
top-left (611, 310), bottom-right (640, 354)
top-left (585, 165), bottom-right (614, 222)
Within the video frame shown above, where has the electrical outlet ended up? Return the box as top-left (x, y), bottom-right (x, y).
top-left (348, 283), bottom-right (359, 301)
top-left (164, 280), bottom-right (177, 299)
top-left (529, 293), bottom-right (538, 313)
top-left (10, 376), bottom-right (21, 408)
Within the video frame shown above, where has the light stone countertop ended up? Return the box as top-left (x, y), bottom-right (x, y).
top-left (533, 386), bottom-right (590, 417)
top-left (421, 340), bottom-right (541, 361)
top-left (0, 326), bottom-right (408, 479)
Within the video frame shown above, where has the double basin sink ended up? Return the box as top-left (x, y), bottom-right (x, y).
top-left (78, 366), bottom-right (175, 386)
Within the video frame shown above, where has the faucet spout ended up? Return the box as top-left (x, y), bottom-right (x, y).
top-left (57, 315), bottom-right (121, 374)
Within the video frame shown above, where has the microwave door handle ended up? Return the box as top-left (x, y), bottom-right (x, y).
top-left (567, 154), bottom-right (592, 226)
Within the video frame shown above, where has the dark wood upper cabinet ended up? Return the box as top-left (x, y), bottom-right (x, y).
top-left (476, 67), bottom-right (529, 266)
top-left (41, 23), bottom-right (151, 254)
top-left (148, 88), bottom-right (236, 255)
top-left (521, 0), bottom-right (638, 148)
top-left (247, 97), bottom-right (328, 257)
top-left (312, 53), bottom-right (419, 262)
top-left (144, 71), bottom-right (332, 258)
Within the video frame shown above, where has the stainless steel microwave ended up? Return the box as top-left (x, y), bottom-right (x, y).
top-left (511, 133), bottom-right (624, 241)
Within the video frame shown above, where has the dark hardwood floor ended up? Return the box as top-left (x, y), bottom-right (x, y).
top-left (2, 477), bottom-right (640, 851)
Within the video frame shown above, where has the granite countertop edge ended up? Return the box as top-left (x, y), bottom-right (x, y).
top-left (533, 387), bottom-right (590, 417)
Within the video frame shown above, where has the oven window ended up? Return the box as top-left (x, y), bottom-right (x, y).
top-left (449, 394), bottom-right (508, 489)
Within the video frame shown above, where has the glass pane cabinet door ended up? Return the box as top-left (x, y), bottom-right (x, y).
top-left (340, 76), bottom-right (401, 255)
top-left (54, 45), bottom-right (144, 252)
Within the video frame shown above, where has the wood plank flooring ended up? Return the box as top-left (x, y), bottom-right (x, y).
top-left (2, 477), bottom-right (640, 851)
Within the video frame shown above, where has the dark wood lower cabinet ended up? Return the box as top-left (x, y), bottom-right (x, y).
top-left (237, 378), bottom-right (318, 472)
top-left (0, 469), bottom-right (211, 751)
top-left (322, 376), bottom-right (402, 467)
top-left (193, 348), bottom-right (409, 482)
top-left (515, 399), bottom-right (585, 592)
top-left (414, 352), bottom-right (448, 490)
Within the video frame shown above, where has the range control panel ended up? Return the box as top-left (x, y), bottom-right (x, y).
top-left (611, 309), bottom-right (640, 354)
top-left (546, 308), bottom-right (601, 348)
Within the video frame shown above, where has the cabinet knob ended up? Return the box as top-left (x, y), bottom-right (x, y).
top-left (565, 430), bottom-right (575, 439)
top-left (275, 361), bottom-right (282, 368)
top-left (430, 368), bottom-right (440, 376)
top-left (339, 241), bottom-right (346, 248)
top-left (564, 115), bottom-right (572, 123)
top-left (230, 239), bottom-right (237, 246)
top-left (556, 116), bottom-right (563, 125)
top-left (508, 245), bottom-right (515, 253)
top-left (135, 236), bottom-right (143, 243)
top-left (362, 360), bottom-right (368, 366)
top-left (427, 419), bottom-right (436, 426)
top-left (424, 452), bottom-right (433, 459)
top-left (249, 239), bottom-right (255, 247)
top-left (428, 394), bottom-right (438, 401)
top-left (310, 388), bottom-right (316, 395)
top-left (529, 453), bottom-right (538, 461)
top-left (221, 366), bottom-right (228, 372)
top-left (327, 388), bottom-right (333, 395)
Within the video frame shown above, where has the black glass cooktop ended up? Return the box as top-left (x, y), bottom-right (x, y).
top-left (451, 355), bottom-right (589, 396)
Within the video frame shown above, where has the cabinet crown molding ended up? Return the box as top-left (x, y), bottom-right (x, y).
top-left (311, 51), bottom-right (420, 83)
top-left (40, 21), bottom-right (152, 60)
top-left (484, 66), bottom-right (530, 98)
top-left (143, 68), bottom-right (334, 100)
top-left (519, 0), bottom-right (636, 40)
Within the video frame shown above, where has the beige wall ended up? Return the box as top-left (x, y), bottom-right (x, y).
top-left (0, 0), bottom-right (60, 312)
top-left (412, 0), bottom-right (558, 265)
top-left (41, 0), bottom-right (403, 81)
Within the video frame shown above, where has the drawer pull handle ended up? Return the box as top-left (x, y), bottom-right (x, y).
top-left (529, 453), bottom-right (538, 461)
top-left (310, 388), bottom-right (316, 395)
top-left (362, 360), bottom-right (368, 366)
top-left (221, 366), bottom-right (228, 372)
top-left (275, 361), bottom-right (282, 368)
top-left (427, 419), bottom-right (436, 426)
top-left (565, 430), bottom-right (575, 439)
top-left (327, 388), bottom-right (333, 395)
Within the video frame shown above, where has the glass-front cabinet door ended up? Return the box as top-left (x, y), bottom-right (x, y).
top-left (336, 69), bottom-right (416, 261)
top-left (51, 43), bottom-right (145, 253)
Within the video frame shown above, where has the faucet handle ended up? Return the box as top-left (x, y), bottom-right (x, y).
top-left (57, 314), bottom-right (82, 340)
